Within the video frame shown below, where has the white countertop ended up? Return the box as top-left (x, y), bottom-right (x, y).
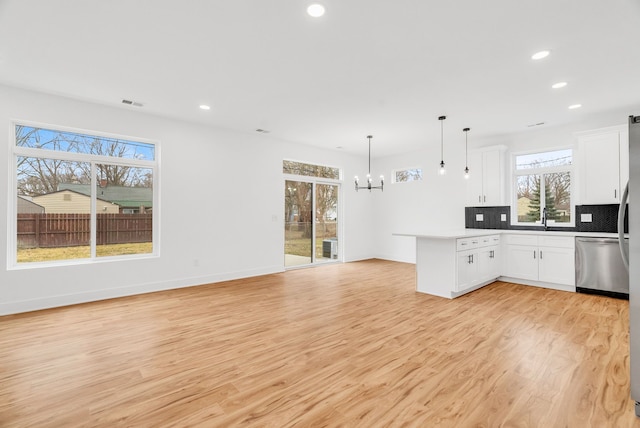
top-left (393, 229), bottom-right (626, 239)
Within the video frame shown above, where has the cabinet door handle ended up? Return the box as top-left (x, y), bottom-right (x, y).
top-left (615, 189), bottom-right (617, 199)
top-left (483, 195), bottom-right (486, 203)
top-left (471, 254), bottom-right (474, 264)
top-left (540, 250), bottom-right (543, 259)
top-left (533, 250), bottom-right (536, 259)
top-left (478, 195), bottom-right (481, 203)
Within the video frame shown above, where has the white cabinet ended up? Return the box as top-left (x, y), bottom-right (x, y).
top-left (503, 234), bottom-right (575, 286)
top-left (478, 245), bottom-right (500, 280)
top-left (456, 235), bottom-right (500, 292)
top-left (578, 126), bottom-right (629, 204)
top-left (465, 147), bottom-right (506, 206)
top-left (457, 250), bottom-right (477, 291)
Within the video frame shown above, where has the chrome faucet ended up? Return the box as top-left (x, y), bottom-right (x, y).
top-left (542, 207), bottom-right (548, 230)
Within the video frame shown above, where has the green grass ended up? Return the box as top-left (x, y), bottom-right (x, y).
top-left (17, 242), bottom-right (153, 263)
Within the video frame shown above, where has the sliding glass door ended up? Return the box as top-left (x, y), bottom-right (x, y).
top-left (284, 180), bottom-right (339, 267)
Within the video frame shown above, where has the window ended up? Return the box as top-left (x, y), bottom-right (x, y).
top-left (283, 160), bottom-right (340, 180)
top-left (12, 123), bottom-right (158, 266)
top-left (513, 149), bottom-right (572, 226)
top-left (283, 160), bottom-right (341, 267)
top-left (392, 167), bottom-right (423, 183)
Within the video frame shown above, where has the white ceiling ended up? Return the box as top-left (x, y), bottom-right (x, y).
top-left (1, 0), bottom-right (639, 156)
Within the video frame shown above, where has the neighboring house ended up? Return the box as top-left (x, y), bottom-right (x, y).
top-left (32, 189), bottom-right (119, 214)
top-left (58, 183), bottom-right (152, 214)
top-left (517, 196), bottom-right (532, 220)
top-left (17, 195), bottom-right (45, 214)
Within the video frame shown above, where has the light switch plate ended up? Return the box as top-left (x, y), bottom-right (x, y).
top-left (500, 213), bottom-right (507, 221)
top-left (581, 213), bottom-right (593, 223)
top-left (476, 214), bottom-right (484, 221)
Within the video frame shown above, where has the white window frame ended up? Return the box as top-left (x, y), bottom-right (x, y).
top-left (510, 146), bottom-right (574, 228)
top-left (282, 158), bottom-right (343, 267)
top-left (8, 120), bottom-right (160, 269)
top-left (391, 167), bottom-right (423, 184)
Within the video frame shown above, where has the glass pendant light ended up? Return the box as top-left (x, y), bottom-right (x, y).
top-left (438, 116), bottom-right (446, 175)
top-left (463, 127), bottom-right (470, 179)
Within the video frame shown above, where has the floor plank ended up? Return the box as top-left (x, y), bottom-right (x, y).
top-left (1, 259), bottom-right (639, 427)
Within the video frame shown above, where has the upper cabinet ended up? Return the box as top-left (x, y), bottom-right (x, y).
top-left (465, 146), bottom-right (506, 207)
top-left (577, 126), bottom-right (629, 204)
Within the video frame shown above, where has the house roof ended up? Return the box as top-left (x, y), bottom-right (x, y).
top-left (34, 188), bottom-right (115, 205)
top-left (58, 184), bottom-right (152, 208)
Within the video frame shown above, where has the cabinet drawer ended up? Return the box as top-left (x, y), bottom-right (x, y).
top-left (504, 234), bottom-right (538, 246)
top-left (475, 234), bottom-right (500, 248)
top-left (538, 235), bottom-right (575, 249)
top-left (457, 237), bottom-right (480, 251)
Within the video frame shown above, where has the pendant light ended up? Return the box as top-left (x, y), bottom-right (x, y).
top-left (463, 127), bottom-right (470, 179)
top-left (355, 135), bottom-right (384, 191)
top-left (438, 115), bottom-right (447, 175)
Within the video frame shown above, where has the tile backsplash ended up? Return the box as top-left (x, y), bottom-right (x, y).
top-left (465, 204), bottom-right (628, 233)
top-left (575, 204), bottom-right (628, 233)
top-left (465, 206), bottom-right (510, 229)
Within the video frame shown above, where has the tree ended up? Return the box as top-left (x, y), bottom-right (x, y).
top-left (527, 177), bottom-right (558, 221)
top-left (16, 125), bottom-right (153, 197)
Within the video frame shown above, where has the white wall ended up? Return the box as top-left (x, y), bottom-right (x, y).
top-left (0, 85), bottom-right (375, 315)
top-left (372, 143), bottom-right (467, 264)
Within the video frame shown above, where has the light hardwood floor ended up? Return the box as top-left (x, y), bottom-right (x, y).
top-left (1, 259), bottom-right (639, 427)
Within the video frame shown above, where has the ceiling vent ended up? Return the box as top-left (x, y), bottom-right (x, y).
top-left (121, 99), bottom-right (144, 107)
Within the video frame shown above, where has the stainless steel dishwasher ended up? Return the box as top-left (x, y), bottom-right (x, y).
top-left (575, 237), bottom-right (629, 299)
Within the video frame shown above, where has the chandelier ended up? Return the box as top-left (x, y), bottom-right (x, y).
top-left (355, 135), bottom-right (384, 192)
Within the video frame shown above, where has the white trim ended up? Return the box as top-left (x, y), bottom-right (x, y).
top-left (510, 146), bottom-right (575, 228)
top-left (8, 120), bottom-right (160, 269)
top-left (0, 264), bottom-right (284, 316)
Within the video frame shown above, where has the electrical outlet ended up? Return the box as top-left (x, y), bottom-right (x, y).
top-left (476, 214), bottom-right (484, 222)
top-left (500, 213), bottom-right (507, 221)
top-left (581, 213), bottom-right (593, 223)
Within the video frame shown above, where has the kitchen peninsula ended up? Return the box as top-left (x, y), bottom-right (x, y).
top-left (394, 229), bottom-right (587, 299)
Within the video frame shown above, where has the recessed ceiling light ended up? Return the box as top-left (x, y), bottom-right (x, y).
top-left (552, 82), bottom-right (567, 89)
top-left (568, 104), bottom-right (582, 109)
top-left (307, 3), bottom-right (325, 17)
top-left (199, 105), bottom-right (211, 110)
top-left (531, 50), bottom-right (550, 60)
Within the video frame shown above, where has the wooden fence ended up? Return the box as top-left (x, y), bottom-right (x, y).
top-left (17, 213), bottom-right (152, 249)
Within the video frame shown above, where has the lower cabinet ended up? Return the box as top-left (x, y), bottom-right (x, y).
top-left (503, 234), bottom-right (575, 286)
top-left (456, 235), bottom-right (500, 292)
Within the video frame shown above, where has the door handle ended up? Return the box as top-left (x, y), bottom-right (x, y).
top-left (540, 250), bottom-right (543, 259)
top-left (533, 250), bottom-right (536, 259)
top-left (615, 189), bottom-right (617, 199)
top-left (478, 195), bottom-right (481, 203)
top-left (483, 195), bottom-right (486, 203)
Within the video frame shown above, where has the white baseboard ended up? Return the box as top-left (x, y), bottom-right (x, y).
top-left (0, 265), bottom-right (284, 316)
top-left (498, 276), bottom-right (576, 293)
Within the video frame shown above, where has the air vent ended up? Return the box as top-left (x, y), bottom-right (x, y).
top-left (255, 129), bottom-right (270, 134)
top-left (121, 99), bottom-right (143, 107)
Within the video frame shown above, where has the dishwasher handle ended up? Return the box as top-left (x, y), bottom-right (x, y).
top-left (576, 237), bottom-right (625, 245)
